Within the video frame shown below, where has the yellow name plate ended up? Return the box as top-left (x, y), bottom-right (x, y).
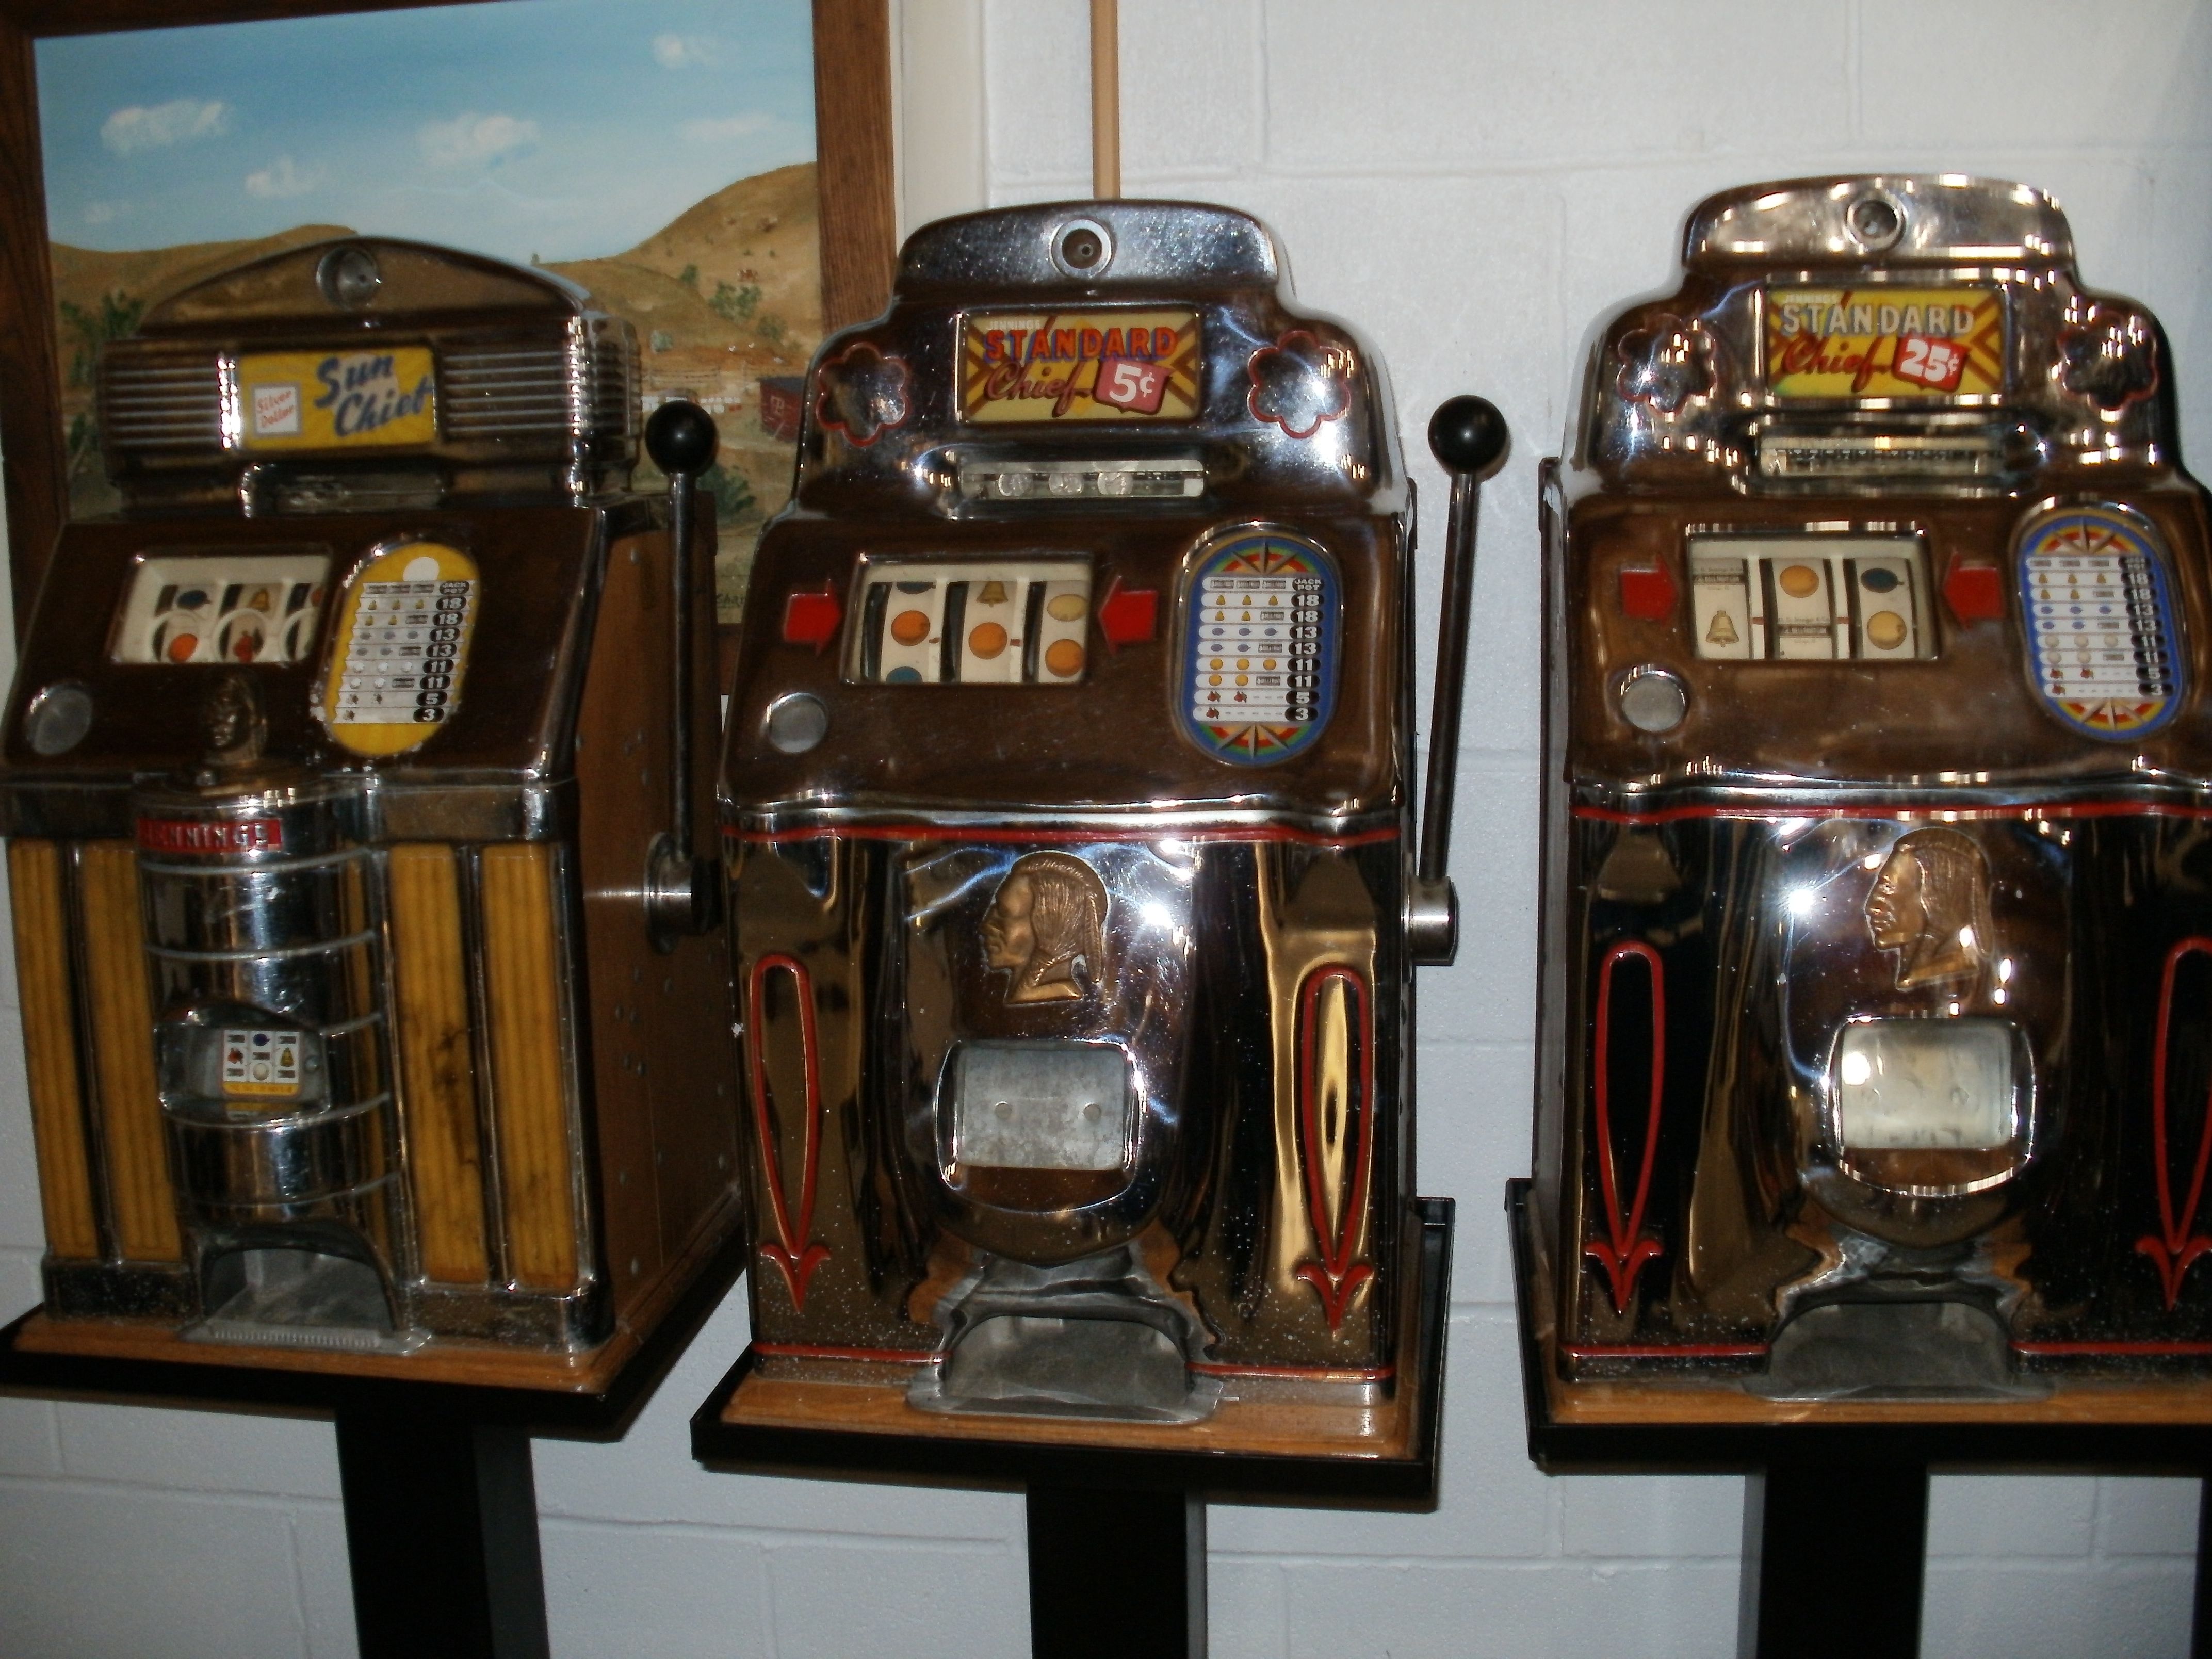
top-left (1765, 287), bottom-right (2003, 400)
top-left (959, 310), bottom-right (1200, 422)
top-left (236, 347), bottom-right (437, 449)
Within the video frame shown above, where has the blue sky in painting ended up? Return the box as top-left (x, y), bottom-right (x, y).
top-left (37, 0), bottom-right (814, 265)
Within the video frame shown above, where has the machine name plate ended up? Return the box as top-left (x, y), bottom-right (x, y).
top-left (1764, 286), bottom-right (2002, 400)
top-left (959, 310), bottom-right (1200, 423)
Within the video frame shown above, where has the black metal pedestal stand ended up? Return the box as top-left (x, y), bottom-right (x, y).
top-left (693, 1198), bottom-right (1454, 1659)
top-left (1510, 1180), bottom-right (2212, 1659)
top-left (0, 1226), bottom-right (745, 1659)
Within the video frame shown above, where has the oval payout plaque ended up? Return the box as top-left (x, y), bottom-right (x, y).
top-left (319, 540), bottom-right (480, 757)
top-left (2018, 505), bottom-right (2185, 741)
top-left (1179, 528), bottom-right (1341, 766)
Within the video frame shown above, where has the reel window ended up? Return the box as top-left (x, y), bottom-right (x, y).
top-left (1688, 535), bottom-right (1930, 661)
top-left (847, 556), bottom-right (1092, 685)
top-left (111, 551), bottom-right (332, 666)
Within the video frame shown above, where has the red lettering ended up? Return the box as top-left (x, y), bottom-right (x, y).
top-left (1080, 328), bottom-right (1103, 358)
top-left (1153, 327), bottom-right (1177, 357)
top-left (1101, 327), bottom-right (1125, 356)
top-left (985, 330), bottom-right (1005, 363)
top-left (1053, 329), bottom-right (1077, 360)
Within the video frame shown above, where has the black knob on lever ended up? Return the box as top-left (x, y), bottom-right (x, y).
top-left (1408, 395), bottom-right (1508, 967)
top-left (643, 399), bottom-right (722, 950)
top-left (646, 398), bottom-right (721, 478)
top-left (1428, 395), bottom-right (1509, 480)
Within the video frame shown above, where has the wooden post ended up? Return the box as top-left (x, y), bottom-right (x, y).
top-left (1089, 0), bottom-right (1119, 200)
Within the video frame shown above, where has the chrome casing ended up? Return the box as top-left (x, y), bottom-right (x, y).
top-left (1536, 176), bottom-right (2212, 1402)
top-left (722, 201), bottom-right (1424, 1421)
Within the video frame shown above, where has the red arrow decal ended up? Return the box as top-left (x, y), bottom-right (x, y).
top-left (782, 584), bottom-right (843, 654)
top-left (1096, 574), bottom-right (1158, 652)
top-left (1617, 566), bottom-right (1677, 621)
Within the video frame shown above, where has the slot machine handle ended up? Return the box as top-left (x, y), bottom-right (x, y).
top-left (1408, 395), bottom-right (1508, 966)
top-left (644, 399), bottom-right (721, 947)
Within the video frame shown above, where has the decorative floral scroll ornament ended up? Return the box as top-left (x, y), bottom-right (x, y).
top-left (748, 952), bottom-right (830, 1310)
top-left (2138, 936), bottom-right (2212, 1309)
top-left (2060, 303), bottom-right (2159, 411)
top-left (1615, 316), bottom-right (1715, 414)
top-left (1247, 329), bottom-right (1353, 439)
top-left (814, 340), bottom-right (912, 447)
top-left (1586, 939), bottom-right (1665, 1313)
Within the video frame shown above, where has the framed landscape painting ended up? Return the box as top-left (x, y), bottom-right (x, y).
top-left (0, 0), bottom-right (893, 633)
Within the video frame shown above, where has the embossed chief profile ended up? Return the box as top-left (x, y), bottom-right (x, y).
top-left (1865, 826), bottom-right (1996, 992)
top-left (983, 851), bottom-right (1110, 1004)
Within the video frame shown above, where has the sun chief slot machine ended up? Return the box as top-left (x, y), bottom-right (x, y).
top-left (0, 238), bottom-right (740, 1387)
top-left (1530, 174), bottom-right (2212, 1409)
top-left (713, 201), bottom-right (1499, 1444)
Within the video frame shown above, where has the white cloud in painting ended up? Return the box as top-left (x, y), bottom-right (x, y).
top-left (653, 33), bottom-right (719, 69)
top-left (83, 201), bottom-right (120, 225)
top-left (102, 99), bottom-right (229, 155)
top-left (246, 156), bottom-right (323, 199)
top-left (682, 112), bottom-right (780, 144)
top-left (418, 112), bottom-right (540, 168)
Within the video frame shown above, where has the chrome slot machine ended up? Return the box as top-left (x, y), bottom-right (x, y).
top-left (713, 201), bottom-right (1499, 1453)
top-left (1533, 175), bottom-right (2212, 1409)
top-left (1, 238), bottom-right (739, 1388)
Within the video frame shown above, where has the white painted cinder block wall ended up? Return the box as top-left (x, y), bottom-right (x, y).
top-left (4, 2), bottom-right (2211, 1654)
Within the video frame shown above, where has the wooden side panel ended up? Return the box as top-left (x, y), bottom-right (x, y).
top-left (74, 841), bottom-right (178, 1261)
top-left (7, 839), bottom-right (97, 1258)
top-left (386, 843), bottom-right (487, 1285)
top-left (478, 842), bottom-right (577, 1291)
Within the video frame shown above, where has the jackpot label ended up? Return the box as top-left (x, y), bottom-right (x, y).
top-left (1764, 287), bottom-right (2003, 400)
top-left (221, 1027), bottom-right (303, 1100)
top-left (2019, 507), bottom-right (2184, 740)
top-left (959, 310), bottom-right (1200, 423)
top-left (236, 347), bottom-right (437, 449)
top-left (320, 541), bottom-right (480, 757)
top-left (1179, 530), bottom-right (1340, 766)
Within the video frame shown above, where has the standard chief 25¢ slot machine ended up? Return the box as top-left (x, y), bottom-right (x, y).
top-left (1532, 175), bottom-right (2212, 1413)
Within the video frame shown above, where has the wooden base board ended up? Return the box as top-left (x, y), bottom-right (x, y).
top-left (1544, 1368), bottom-right (2212, 1428)
top-left (720, 1367), bottom-right (1414, 1460)
top-left (13, 1196), bottom-right (743, 1396)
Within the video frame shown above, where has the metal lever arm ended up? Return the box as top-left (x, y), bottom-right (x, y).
top-left (643, 399), bottom-right (721, 948)
top-left (1407, 395), bottom-right (1508, 966)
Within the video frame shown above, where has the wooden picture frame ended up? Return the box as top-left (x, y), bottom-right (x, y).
top-left (0, 0), bottom-right (894, 633)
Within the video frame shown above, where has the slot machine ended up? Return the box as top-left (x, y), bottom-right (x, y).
top-left (1533, 175), bottom-right (2212, 1405)
top-left (717, 201), bottom-right (1499, 1437)
top-left (0, 238), bottom-right (740, 1386)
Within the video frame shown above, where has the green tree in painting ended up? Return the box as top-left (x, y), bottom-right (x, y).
top-left (709, 280), bottom-right (761, 322)
top-left (59, 288), bottom-right (145, 481)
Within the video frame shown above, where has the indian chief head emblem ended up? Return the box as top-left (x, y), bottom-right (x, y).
top-left (982, 852), bottom-right (1109, 1004)
top-left (1865, 826), bottom-right (1996, 991)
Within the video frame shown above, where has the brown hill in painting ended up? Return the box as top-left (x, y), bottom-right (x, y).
top-left (47, 162), bottom-right (822, 610)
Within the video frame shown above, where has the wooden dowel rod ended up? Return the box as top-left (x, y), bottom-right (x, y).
top-left (1090, 0), bottom-right (1119, 200)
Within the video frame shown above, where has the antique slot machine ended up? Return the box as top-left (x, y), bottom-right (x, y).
top-left (1532, 175), bottom-right (2212, 1406)
top-left (715, 201), bottom-right (1500, 1438)
top-left (0, 238), bottom-right (740, 1384)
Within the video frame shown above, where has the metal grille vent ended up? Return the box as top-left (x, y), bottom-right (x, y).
top-left (440, 321), bottom-right (637, 443)
top-left (101, 357), bottom-right (223, 449)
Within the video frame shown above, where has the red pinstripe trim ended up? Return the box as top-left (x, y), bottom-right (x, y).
top-left (2012, 1340), bottom-right (2212, 1357)
top-left (1574, 800), bottom-right (2212, 826)
top-left (752, 1342), bottom-right (935, 1364)
top-left (724, 823), bottom-right (1399, 847)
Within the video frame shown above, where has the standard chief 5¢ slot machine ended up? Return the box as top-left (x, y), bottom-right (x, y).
top-left (713, 201), bottom-right (1502, 1454)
